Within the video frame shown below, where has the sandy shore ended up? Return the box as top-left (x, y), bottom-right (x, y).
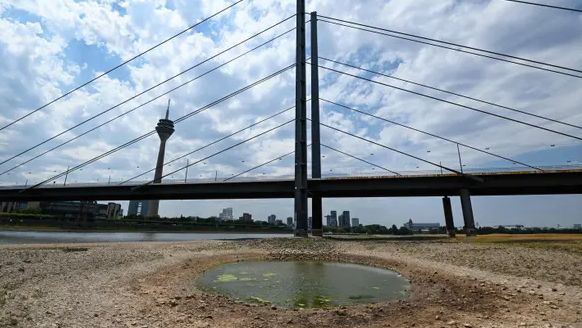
top-left (1, 238), bottom-right (581, 328)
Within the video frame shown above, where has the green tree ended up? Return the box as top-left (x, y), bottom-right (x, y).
top-left (391, 224), bottom-right (399, 235)
top-left (15, 206), bottom-right (42, 215)
top-left (399, 226), bottom-right (412, 235)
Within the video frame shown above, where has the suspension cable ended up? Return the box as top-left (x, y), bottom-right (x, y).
top-left (318, 15), bottom-right (582, 76)
top-left (0, 0), bottom-right (247, 132)
top-left (315, 63), bottom-right (582, 142)
top-left (122, 105), bottom-right (297, 184)
top-left (320, 57), bottom-right (582, 131)
top-left (321, 143), bottom-right (401, 176)
top-left (224, 148), bottom-right (299, 182)
top-left (0, 27), bottom-right (297, 177)
top-left (0, 15), bottom-right (296, 169)
top-left (321, 98), bottom-right (544, 171)
top-left (498, 0), bottom-right (582, 13)
top-left (312, 119), bottom-right (483, 183)
top-left (135, 119), bottom-right (295, 189)
top-left (21, 64), bottom-right (295, 191)
top-left (317, 19), bottom-right (582, 79)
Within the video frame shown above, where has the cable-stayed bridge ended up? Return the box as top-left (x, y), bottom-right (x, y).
top-left (1, 0), bottom-right (582, 237)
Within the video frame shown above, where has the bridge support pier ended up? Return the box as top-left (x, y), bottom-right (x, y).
top-left (460, 188), bottom-right (477, 236)
top-left (311, 195), bottom-right (323, 236)
top-left (442, 196), bottom-right (456, 237)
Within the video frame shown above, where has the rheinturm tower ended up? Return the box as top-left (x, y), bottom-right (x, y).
top-left (147, 99), bottom-right (175, 218)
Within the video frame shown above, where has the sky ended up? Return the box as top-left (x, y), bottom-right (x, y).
top-left (0, 0), bottom-right (581, 228)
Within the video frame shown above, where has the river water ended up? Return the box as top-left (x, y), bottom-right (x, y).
top-left (0, 231), bottom-right (292, 245)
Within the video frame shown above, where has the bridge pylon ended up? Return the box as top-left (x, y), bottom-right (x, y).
top-left (310, 11), bottom-right (323, 237)
top-left (294, 0), bottom-right (308, 237)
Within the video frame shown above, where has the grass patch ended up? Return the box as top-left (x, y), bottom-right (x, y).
top-left (460, 234), bottom-right (582, 254)
top-left (60, 247), bottom-right (89, 253)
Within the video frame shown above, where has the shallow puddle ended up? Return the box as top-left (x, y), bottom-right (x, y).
top-left (197, 261), bottom-right (410, 308)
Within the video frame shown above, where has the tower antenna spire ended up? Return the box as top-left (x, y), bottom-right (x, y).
top-left (165, 99), bottom-right (171, 120)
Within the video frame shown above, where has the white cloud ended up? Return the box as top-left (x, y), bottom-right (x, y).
top-left (0, 0), bottom-right (581, 227)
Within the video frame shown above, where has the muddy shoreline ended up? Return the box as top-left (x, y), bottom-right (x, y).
top-left (1, 238), bottom-right (581, 327)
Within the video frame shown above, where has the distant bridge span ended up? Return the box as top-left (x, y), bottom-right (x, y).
top-left (1, 169), bottom-right (582, 202)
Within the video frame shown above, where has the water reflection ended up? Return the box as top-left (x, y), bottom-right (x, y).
top-left (0, 231), bottom-right (291, 245)
top-left (198, 261), bottom-right (410, 308)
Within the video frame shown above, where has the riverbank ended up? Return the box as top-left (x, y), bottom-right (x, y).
top-left (1, 238), bottom-right (581, 327)
top-left (0, 224), bottom-right (292, 234)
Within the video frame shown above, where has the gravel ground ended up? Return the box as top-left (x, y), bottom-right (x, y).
top-left (0, 238), bottom-right (581, 328)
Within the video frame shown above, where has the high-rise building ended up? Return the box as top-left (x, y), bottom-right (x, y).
top-left (330, 211), bottom-right (337, 226)
top-left (338, 213), bottom-right (344, 226)
top-left (128, 200), bottom-right (150, 217)
top-left (287, 217), bottom-right (293, 226)
top-left (239, 213), bottom-right (253, 223)
top-left (104, 203), bottom-right (122, 219)
top-left (268, 214), bottom-right (276, 225)
top-left (308, 216), bottom-right (312, 231)
top-left (342, 211), bottom-right (351, 227)
top-left (275, 219), bottom-right (283, 225)
top-left (219, 207), bottom-right (234, 221)
top-left (147, 100), bottom-right (175, 218)
top-left (351, 218), bottom-right (360, 227)
top-left (325, 215), bottom-right (331, 226)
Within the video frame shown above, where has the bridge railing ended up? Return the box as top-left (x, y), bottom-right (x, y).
top-left (1, 164), bottom-right (581, 189)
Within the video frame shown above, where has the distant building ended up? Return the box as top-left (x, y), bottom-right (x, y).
top-left (0, 202), bottom-right (27, 213)
top-left (403, 219), bottom-right (440, 231)
top-left (340, 211), bottom-right (350, 227)
top-left (40, 201), bottom-right (99, 220)
top-left (128, 200), bottom-right (150, 217)
top-left (219, 207), bottom-right (234, 221)
top-left (239, 213), bottom-right (253, 223)
top-left (287, 217), bottom-right (293, 226)
top-left (352, 218), bottom-right (360, 227)
top-left (275, 219), bottom-right (283, 225)
top-left (308, 216), bottom-right (312, 231)
top-left (492, 225), bottom-right (525, 230)
top-left (330, 211), bottom-right (338, 226)
top-left (268, 214), bottom-right (276, 225)
top-left (106, 203), bottom-right (121, 219)
top-left (325, 215), bottom-right (332, 226)
top-left (95, 202), bottom-right (122, 219)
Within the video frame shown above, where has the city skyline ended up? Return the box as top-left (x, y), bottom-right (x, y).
top-left (0, 0), bottom-right (580, 229)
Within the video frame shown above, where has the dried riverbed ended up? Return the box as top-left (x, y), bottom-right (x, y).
top-left (1, 238), bottom-right (581, 327)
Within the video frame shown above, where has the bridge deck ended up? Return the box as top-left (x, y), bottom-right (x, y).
top-left (0, 169), bottom-right (581, 201)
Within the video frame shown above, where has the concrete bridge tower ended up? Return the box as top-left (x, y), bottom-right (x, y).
top-left (147, 100), bottom-right (175, 218)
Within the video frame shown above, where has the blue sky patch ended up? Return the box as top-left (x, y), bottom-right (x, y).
top-left (111, 1), bottom-right (127, 16)
top-left (64, 39), bottom-right (132, 87)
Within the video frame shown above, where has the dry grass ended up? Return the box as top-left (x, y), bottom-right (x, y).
top-left (460, 234), bottom-right (582, 254)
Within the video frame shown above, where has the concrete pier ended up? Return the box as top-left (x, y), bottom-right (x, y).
top-left (459, 188), bottom-right (477, 236)
top-left (442, 196), bottom-right (456, 237)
